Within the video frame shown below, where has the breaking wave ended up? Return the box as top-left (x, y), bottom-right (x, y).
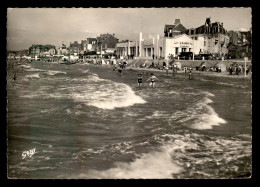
top-left (71, 74), bottom-right (147, 110)
top-left (170, 91), bottom-right (226, 130)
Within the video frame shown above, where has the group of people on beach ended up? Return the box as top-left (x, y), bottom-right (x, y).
top-left (229, 64), bottom-right (250, 75)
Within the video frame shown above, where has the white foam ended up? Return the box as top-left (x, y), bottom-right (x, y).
top-left (25, 73), bottom-right (40, 78)
top-left (20, 65), bottom-right (31, 68)
top-left (201, 91), bottom-right (215, 97)
top-left (150, 133), bottom-right (251, 177)
top-left (46, 70), bottom-right (67, 75)
top-left (85, 150), bottom-right (183, 179)
top-left (71, 74), bottom-right (147, 110)
top-left (171, 95), bottom-right (226, 130)
top-left (190, 97), bottom-right (226, 130)
top-left (66, 108), bottom-right (72, 114)
top-left (168, 91), bottom-right (180, 95)
top-left (25, 68), bottom-right (45, 72)
top-left (60, 132), bottom-right (251, 179)
top-left (145, 110), bottom-right (168, 119)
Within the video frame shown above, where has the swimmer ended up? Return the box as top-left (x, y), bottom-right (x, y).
top-left (146, 73), bottom-right (160, 88)
top-left (12, 71), bottom-right (16, 81)
top-left (137, 74), bottom-right (143, 88)
top-left (118, 66), bottom-right (123, 75)
top-left (189, 68), bottom-right (192, 80)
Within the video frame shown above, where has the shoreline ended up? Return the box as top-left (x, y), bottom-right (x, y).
top-left (8, 60), bottom-right (252, 81)
top-left (85, 63), bottom-right (252, 80)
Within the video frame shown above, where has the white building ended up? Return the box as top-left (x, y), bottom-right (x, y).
top-left (116, 33), bottom-right (194, 59)
top-left (190, 34), bottom-right (229, 56)
top-left (116, 32), bottom-right (229, 60)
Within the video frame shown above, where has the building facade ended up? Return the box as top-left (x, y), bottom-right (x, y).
top-left (115, 18), bottom-right (231, 60)
top-left (81, 38), bottom-right (97, 52)
top-left (186, 18), bottom-right (230, 57)
top-left (29, 44), bottom-right (56, 57)
top-left (57, 43), bottom-right (69, 56)
top-left (116, 33), bottom-right (194, 59)
top-left (69, 41), bottom-right (81, 55)
top-left (227, 29), bottom-right (252, 58)
top-left (96, 33), bottom-right (118, 55)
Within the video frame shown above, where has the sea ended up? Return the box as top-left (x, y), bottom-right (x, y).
top-left (7, 61), bottom-right (252, 179)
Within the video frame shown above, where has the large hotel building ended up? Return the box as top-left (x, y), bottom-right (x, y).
top-left (116, 18), bottom-right (230, 59)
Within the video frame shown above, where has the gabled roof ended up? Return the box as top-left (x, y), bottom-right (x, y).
top-left (164, 23), bottom-right (187, 32)
top-left (164, 25), bottom-right (175, 33)
top-left (173, 23), bottom-right (187, 33)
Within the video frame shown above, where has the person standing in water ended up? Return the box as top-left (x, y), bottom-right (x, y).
top-left (118, 65), bottom-right (123, 75)
top-left (137, 74), bottom-right (143, 88)
top-left (188, 68), bottom-right (192, 80)
top-left (12, 71), bottom-right (16, 81)
top-left (146, 73), bottom-right (160, 88)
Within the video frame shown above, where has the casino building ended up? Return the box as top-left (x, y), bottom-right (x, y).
top-left (115, 18), bottom-right (230, 59)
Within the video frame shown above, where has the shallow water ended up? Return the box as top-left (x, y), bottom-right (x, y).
top-left (7, 62), bottom-right (252, 179)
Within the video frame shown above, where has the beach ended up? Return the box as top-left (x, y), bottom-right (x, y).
top-left (7, 60), bottom-right (252, 179)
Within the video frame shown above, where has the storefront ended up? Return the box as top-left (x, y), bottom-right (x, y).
top-left (163, 34), bottom-right (194, 58)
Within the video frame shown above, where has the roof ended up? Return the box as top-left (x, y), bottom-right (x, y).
top-left (173, 23), bottom-right (187, 33)
top-left (86, 38), bottom-right (97, 43)
top-left (164, 23), bottom-right (187, 36)
top-left (164, 25), bottom-right (175, 33)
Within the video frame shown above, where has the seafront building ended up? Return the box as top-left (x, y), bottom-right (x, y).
top-left (96, 33), bottom-right (118, 56)
top-left (81, 38), bottom-right (97, 53)
top-left (57, 43), bottom-right (69, 56)
top-left (227, 28), bottom-right (252, 59)
top-left (29, 44), bottom-right (56, 58)
top-left (7, 49), bottom-right (29, 59)
top-left (115, 18), bottom-right (230, 60)
top-left (24, 18), bottom-right (251, 61)
top-left (186, 17), bottom-right (230, 56)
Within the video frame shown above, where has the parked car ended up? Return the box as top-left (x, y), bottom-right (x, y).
top-left (194, 54), bottom-right (213, 60)
top-left (178, 52), bottom-right (193, 60)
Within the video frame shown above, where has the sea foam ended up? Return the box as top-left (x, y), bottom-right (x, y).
top-left (72, 74), bottom-right (147, 110)
top-left (46, 70), bottom-right (67, 76)
top-left (171, 91), bottom-right (226, 130)
top-left (25, 73), bottom-right (40, 78)
top-left (78, 150), bottom-right (183, 179)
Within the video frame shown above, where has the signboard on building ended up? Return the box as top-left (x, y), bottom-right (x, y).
top-left (174, 41), bottom-right (193, 47)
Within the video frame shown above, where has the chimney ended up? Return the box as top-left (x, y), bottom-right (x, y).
top-left (175, 19), bottom-right (180, 25)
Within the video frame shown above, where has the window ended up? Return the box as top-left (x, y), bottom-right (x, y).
top-left (131, 47), bottom-right (136, 55)
top-left (204, 41), bottom-right (206, 46)
top-left (195, 37), bottom-right (198, 40)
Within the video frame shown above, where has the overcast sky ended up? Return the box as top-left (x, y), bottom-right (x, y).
top-left (7, 8), bottom-right (252, 51)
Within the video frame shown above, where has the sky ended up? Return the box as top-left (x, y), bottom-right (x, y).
top-left (7, 8), bottom-right (252, 51)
